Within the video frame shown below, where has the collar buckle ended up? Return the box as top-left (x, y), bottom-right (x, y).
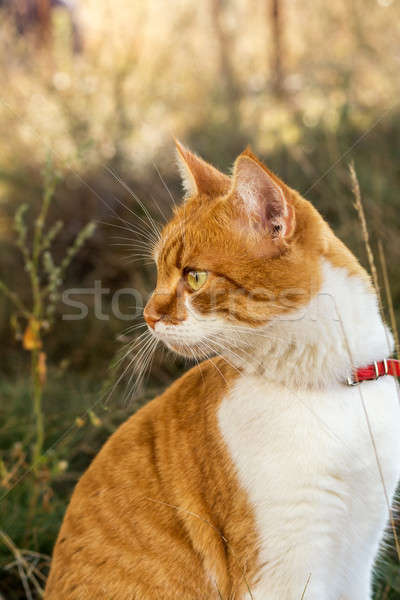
top-left (346, 374), bottom-right (360, 386)
top-left (383, 359), bottom-right (389, 375)
top-left (374, 361), bottom-right (380, 379)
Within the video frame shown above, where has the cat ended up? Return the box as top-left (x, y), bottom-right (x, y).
top-left (45, 141), bottom-right (400, 600)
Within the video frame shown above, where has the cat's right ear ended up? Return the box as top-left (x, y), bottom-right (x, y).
top-left (175, 139), bottom-right (231, 199)
top-left (231, 149), bottom-right (295, 241)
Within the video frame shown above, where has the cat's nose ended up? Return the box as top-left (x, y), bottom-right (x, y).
top-left (143, 310), bottom-right (160, 330)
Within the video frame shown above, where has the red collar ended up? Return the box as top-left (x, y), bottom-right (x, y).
top-left (347, 359), bottom-right (400, 386)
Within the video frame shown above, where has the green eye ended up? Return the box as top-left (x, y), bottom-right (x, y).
top-left (186, 270), bottom-right (208, 291)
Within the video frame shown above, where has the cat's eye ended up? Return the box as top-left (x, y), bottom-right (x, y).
top-left (185, 270), bottom-right (208, 291)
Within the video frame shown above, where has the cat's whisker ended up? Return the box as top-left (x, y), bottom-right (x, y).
top-left (121, 257), bottom-right (155, 266)
top-left (149, 192), bottom-right (169, 224)
top-left (130, 332), bottom-right (157, 368)
top-left (153, 162), bottom-right (187, 250)
top-left (110, 247), bottom-right (155, 260)
top-left (188, 346), bottom-right (206, 387)
top-left (109, 233), bottom-right (154, 244)
top-left (111, 248), bottom-right (154, 258)
top-left (113, 330), bottom-right (151, 367)
top-left (106, 167), bottom-right (162, 240)
top-left (219, 323), bottom-right (296, 346)
top-left (101, 217), bottom-right (160, 254)
top-left (205, 335), bottom-right (263, 373)
top-left (102, 331), bottom-right (154, 407)
top-left (116, 323), bottom-right (147, 342)
top-left (114, 341), bottom-right (148, 372)
top-left (209, 331), bottom-right (265, 359)
top-left (100, 203), bottom-right (160, 243)
top-left (141, 339), bottom-right (160, 388)
top-left (126, 255), bottom-right (154, 263)
top-left (130, 338), bottom-right (156, 378)
top-left (109, 235), bottom-right (155, 252)
top-left (119, 334), bottom-right (156, 399)
top-left (119, 321), bottom-right (147, 336)
top-left (100, 220), bottom-right (159, 245)
top-left (117, 337), bottom-right (147, 362)
top-left (111, 247), bottom-right (154, 258)
top-left (119, 256), bottom-right (155, 266)
top-left (105, 165), bottom-right (162, 242)
top-left (208, 344), bottom-right (255, 377)
top-left (124, 337), bottom-right (159, 403)
top-left (109, 244), bottom-right (153, 253)
top-left (153, 162), bottom-right (178, 213)
top-left (195, 344), bottom-right (230, 387)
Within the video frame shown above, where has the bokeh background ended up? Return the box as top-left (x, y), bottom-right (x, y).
top-left (0, 0), bottom-right (399, 597)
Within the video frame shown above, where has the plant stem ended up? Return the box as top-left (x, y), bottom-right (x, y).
top-left (29, 174), bottom-right (50, 469)
top-left (0, 280), bottom-right (30, 319)
top-left (31, 348), bottom-right (44, 470)
top-left (378, 240), bottom-right (400, 360)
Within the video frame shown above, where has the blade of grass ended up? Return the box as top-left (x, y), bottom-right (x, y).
top-left (349, 163), bottom-right (380, 296)
top-left (378, 240), bottom-right (400, 360)
top-left (345, 166), bottom-right (400, 563)
top-left (350, 164), bottom-right (399, 406)
top-left (300, 573), bottom-right (312, 600)
top-left (334, 299), bottom-right (400, 563)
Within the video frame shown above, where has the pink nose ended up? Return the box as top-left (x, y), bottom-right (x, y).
top-left (144, 314), bottom-right (160, 330)
top-left (143, 302), bottom-right (162, 329)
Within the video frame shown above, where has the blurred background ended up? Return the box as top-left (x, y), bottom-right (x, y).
top-left (0, 0), bottom-right (399, 597)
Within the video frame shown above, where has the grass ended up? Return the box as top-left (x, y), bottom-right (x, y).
top-left (0, 159), bottom-right (96, 479)
top-left (0, 372), bottom-right (152, 599)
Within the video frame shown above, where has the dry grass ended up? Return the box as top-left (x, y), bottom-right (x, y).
top-left (349, 164), bottom-right (400, 565)
top-left (378, 240), bottom-right (400, 360)
top-left (0, 530), bottom-right (49, 599)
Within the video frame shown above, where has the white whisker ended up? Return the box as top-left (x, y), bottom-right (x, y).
top-left (105, 165), bottom-right (162, 242)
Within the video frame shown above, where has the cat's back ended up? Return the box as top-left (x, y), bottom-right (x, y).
top-left (45, 358), bottom-right (257, 600)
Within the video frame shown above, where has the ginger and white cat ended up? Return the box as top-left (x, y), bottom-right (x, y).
top-left (45, 142), bottom-right (400, 599)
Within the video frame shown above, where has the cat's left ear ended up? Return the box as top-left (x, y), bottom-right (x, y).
top-left (175, 139), bottom-right (231, 199)
top-left (231, 149), bottom-right (295, 240)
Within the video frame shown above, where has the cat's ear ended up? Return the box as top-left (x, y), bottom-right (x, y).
top-left (231, 149), bottom-right (295, 240)
top-left (175, 139), bottom-right (231, 199)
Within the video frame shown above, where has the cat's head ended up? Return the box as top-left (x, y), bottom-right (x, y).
top-left (143, 141), bottom-right (327, 358)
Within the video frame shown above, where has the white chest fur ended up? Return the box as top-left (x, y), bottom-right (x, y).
top-left (218, 375), bottom-right (400, 600)
top-left (217, 261), bottom-right (400, 599)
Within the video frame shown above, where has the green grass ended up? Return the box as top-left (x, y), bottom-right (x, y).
top-left (0, 372), bottom-right (153, 599)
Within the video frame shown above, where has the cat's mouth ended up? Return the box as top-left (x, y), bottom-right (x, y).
top-left (147, 322), bottom-right (217, 359)
top-left (156, 335), bottom-right (214, 359)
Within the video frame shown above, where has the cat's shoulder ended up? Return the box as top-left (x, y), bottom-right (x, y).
top-left (144, 356), bottom-right (239, 423)
top-left (104, 357), bottom-right (239, 450)
top-left (163, 356), bottom-right (239, 405)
